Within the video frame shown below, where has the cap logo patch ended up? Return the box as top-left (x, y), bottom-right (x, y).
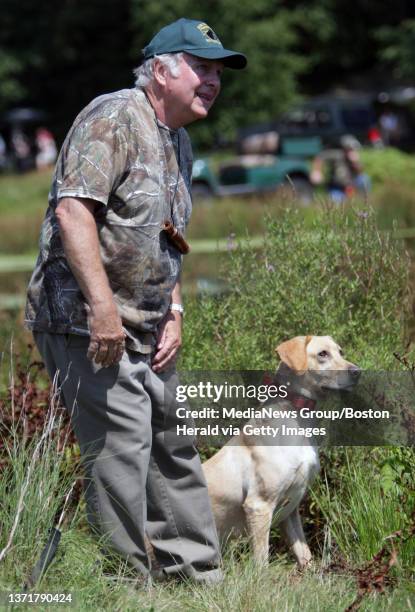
top-left (197, 23), bottom-right (222, 45)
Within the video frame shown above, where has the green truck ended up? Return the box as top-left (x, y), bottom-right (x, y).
top-left (191, 136), bottom-right (321, 204)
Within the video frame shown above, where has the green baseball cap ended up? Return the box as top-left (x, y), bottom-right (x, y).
top-left (142, 18), bottom-right (247, 69)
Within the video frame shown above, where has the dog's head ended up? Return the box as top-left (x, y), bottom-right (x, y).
top-left (275, 335), bottom-right (360, 395)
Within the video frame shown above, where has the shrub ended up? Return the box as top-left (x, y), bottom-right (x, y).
top-left (361, 148), bottom-right (415, 190)
top-left (181, 203), bottom-right (410, 370)
top-left (315, 448), bottom-right (415, 572)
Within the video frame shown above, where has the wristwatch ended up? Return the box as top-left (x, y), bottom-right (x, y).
top-left (170, 302), bottom-right (184, 315)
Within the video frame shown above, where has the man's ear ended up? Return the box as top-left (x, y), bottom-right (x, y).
top-left (275, 336), bottom-right (312, 372)
top-left (153, 58), bottom-right (168, 86)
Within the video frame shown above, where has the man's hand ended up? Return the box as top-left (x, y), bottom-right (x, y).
top-left (152, 310), bottom-right (182, 373)
top-left (87, 302), bottom-right (126, 367)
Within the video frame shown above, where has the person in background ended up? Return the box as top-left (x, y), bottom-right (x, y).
top-left (379, 108), bottom-right (401, 146)
top-left (310, 134), bottom-right (371, 202)
top-left (0, 133), bottom-right (7, 171)
top-left (11, 127), bottom-right (32, 173)
top-left (35, 127), bottom-right (57, 170)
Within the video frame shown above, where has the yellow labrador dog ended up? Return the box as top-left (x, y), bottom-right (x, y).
top-left (203, 335), bottom-right (360, 568)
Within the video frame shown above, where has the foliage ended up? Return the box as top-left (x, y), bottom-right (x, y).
top-left (0, 182), bottom-right (413, 604)
top-left (183, 195), bottom-right (415, 586)
top-left (377, 447), bottom-right (415, 510)
top-left (0, 0), bottom-right (134, 139)
top-left (292, 0), bottom-right (411, 91)
top-left (361, 148), bottom-right (415, 189)
top-left (0, 378), bottom-right (413, 606)
top-left (315, 448), bottom-right (415, 572)
top-left (377, 19), bottom-right (415, 81)
top-left (0, 51), bottom-right (25, 110)
top-left (181, 204), bottom-right (410, 370)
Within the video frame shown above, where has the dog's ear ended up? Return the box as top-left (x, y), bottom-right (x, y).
top-left (275, 336), bottom-right (312, 372)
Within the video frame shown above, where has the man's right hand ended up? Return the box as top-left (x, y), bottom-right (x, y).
top-left (87, 302), bottom-right (126, 367)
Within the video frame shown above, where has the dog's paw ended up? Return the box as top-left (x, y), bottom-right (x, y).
top-left (296, 549), bottom-right (313, 571)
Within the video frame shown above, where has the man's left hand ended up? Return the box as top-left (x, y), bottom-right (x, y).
top-left (152, 310), bottom-right (182, 372)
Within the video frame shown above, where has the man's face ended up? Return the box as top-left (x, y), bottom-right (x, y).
top-left (164, 53), bottom-right (223, 127)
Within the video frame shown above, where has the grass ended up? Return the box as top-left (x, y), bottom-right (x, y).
top-left (315, 449), bottom-right (415, 571)
top-left (0, 170), bottom-right (52, 217)
top-left (0, 354), bottom-right (414, 610)
top-left (0, 437), bottom-right (413, 612)
top-left (3, 534), bottom-right (412, 611)
top-left (0, 377), bottom-right (79, 590)
top-left (0, 407), bottom-right (413, 611)
top-left (0, 170), bottom-right (51, 255)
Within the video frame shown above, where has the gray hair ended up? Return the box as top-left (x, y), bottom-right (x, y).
top-left (133, 53), bottom-right (183, 88)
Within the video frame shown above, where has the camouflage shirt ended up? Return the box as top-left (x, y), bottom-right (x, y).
top-left (25, 88), bottom-right (193, 353)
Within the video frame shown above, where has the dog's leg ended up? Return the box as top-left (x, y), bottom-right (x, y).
top-left (242, 498), bottom-right (273, 565)
top-left (280, 508), bottom-right (312, 569)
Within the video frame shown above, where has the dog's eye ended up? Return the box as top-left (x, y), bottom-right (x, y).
top-left (318, 351), bottom-right (329, 358)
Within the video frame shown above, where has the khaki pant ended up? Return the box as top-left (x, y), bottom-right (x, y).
top-left (34, 332), bottom-right (221, 581)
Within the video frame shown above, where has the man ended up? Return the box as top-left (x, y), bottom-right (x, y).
top-left (25, 18), bottom-right (246, 583)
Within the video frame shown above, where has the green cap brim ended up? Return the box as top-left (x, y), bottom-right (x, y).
top-left (184, 48), bottom-right (247, 69)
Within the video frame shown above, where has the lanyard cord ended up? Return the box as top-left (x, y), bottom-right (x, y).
top-left (169, 132), bottom-right (181, 223)
top-left (142, 87), bottom-right (181, 223)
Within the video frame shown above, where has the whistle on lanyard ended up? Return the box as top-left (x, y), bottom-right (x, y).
top-left (162, 221), bottom-right (190, 254)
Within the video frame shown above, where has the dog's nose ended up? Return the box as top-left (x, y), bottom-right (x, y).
top-left (348, 365), bottom-right (361, 379)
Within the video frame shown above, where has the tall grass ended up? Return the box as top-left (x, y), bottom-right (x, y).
top-left (315, 449), bottom-right (415, 573)
top-left (0, 356), bottom-right (413, 609)
top-left (0, 372), bottom-right (79, 588)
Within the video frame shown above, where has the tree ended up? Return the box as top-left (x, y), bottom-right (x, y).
top-left (1, 0), bottom-right (412, 148)
top-left (0, 51), bottom-right (25, 112)
top-left (0, 0), bottom-right (134, 141)
top-left (377, 19), bottom-right (415, 81)
top-left (291, 0), bottom-right (413, 92)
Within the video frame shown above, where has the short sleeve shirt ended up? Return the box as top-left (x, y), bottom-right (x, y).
top-left (25, 88), bottom-right (193, 353)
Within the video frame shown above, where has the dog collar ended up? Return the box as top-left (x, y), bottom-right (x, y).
top-left (262, 374), bottom-right (317, 410)
top-left (286, 391), bottom-right (316, 411)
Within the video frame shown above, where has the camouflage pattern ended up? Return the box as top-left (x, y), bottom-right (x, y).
top-left (25, 88), bottom-right (193, 353)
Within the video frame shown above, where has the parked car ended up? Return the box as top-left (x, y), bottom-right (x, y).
top-left (238, 91), bottom-right (415, 152)
top-left (238, 94), bottom-right (382, 152)
top-left (192, 136), bottom-right (320, 204)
